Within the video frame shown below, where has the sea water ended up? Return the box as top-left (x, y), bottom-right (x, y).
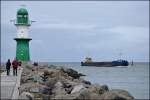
top-left (45, 62), bottom-right (149, 99)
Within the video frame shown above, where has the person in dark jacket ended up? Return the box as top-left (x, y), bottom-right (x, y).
top-left (12, 58), bottom-right (18, 76)
top-left (6, 59), bottom-right (11, 76)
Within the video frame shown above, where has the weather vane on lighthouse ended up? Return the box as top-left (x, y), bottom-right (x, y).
top-left (11, 6), bottom-right (35, 61)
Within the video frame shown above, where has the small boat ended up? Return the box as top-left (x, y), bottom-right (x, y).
top-left (81, 57), bottom-right (129, 67)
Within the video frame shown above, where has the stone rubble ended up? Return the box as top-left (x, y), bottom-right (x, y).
top-left (18, 63), bottom-right (134, 100)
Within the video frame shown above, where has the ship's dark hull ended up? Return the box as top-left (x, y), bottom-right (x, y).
top-left (81, 61), bottom-right (129, 67)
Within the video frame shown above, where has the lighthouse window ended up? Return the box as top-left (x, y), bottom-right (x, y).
top-left (18, 15), bottom-right (22, 17)
top-left (24, 15), bottom-right (28, 17)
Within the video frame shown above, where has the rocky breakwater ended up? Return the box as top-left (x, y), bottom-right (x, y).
top-left (19, 64), bottom-right (134, 100)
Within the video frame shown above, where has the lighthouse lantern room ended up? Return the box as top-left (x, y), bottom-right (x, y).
top-left (13, 7), bottom-right (32, 61)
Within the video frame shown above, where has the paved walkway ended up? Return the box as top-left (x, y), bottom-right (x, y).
top-left (0, 68), bottom-right (23, 99)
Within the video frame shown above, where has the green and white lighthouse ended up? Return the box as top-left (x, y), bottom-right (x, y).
top-left (13, 7), bottom-right (32, 61)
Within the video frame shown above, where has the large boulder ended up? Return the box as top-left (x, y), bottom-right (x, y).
top-left (42, 95), bottom-right (51, 100)
top-left (19, 82), bottom-right (36, 94)
top-left (45, 77), bottom-right (57, 88)
top-left (88, 84), bottom-right (108, 94)
top-left (76, 89), bottom-right (100, 99)
top-left (99, 89), bottom-right (134, 100)
top-left (81, 79), bottom-right (91, 85)
top-left (29, 85), bottom-right (52, 95)
top-left (30, 87), bottom-right (40, 93)
top-left (71, 84), bottom-right (86, 94)
top-left (63, 68), bottom-right (85, 79)
top-left (53, 81), bottom-right (67, 95)
top-left (32, 93), bottom-right (51, 100)
top-left (21, 74), bottom-right (33, 83)
top-left (18, 92), bottom-right (34, 100)
top-left (53, 89), bottom-right (100, 99)
top-left (40, 70), bottom-right (49, 82)
top-left (101, 85), bottom-right (109, 91)
top-left (39, 87), bottom-right (51, 95)
top-left (44, 69), bottom-right (68, 79)
top-left (21, 74), bottom-right (42, 83)
top-left (55, 81), bottom-right (64, 88)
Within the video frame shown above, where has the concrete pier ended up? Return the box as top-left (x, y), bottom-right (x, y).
top-left (0, 67), bottom-right (23, 99)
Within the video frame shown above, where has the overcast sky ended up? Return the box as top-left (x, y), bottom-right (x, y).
top-left (1, 1), bottom-right (149, 62)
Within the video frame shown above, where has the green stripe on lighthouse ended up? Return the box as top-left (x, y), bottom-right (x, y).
top-left (14, 38), bottom-right (32, 61)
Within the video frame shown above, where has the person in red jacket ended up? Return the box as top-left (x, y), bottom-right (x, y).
top-left (12, 58), bottom-right (19, 76)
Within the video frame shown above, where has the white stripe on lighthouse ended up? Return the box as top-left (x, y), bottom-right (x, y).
top-left (17, 25), bottom-right (28, 38)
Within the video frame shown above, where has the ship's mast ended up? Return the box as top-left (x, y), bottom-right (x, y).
top-left (119, 52), bottom-right (122, 60)
top-left (87, 50), bottom-right (90, 58)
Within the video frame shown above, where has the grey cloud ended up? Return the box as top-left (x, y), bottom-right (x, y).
top-left (1, 1), bottom-right (149, 62)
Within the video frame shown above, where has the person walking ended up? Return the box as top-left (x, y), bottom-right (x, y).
top-left (6, 59), bottom-right (11, 76)
top-left (12, 58), bottom-right (18, 76)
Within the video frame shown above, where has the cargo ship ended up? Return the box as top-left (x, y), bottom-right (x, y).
top-left (81, 57), bottom-right (129, 67)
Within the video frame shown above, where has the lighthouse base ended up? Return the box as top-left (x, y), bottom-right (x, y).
top-left (14, 38), bottom-right (32, 61)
